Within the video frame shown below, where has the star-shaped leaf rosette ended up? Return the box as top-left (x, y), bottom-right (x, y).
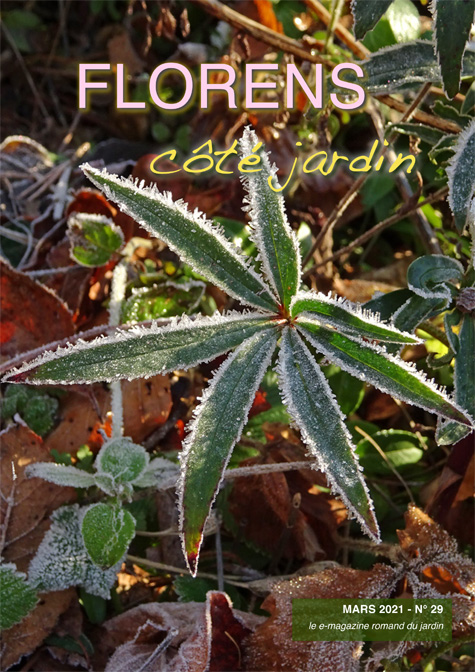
top-left (4, 128), bottom-right (472, 575)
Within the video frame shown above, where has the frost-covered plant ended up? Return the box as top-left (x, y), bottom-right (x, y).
top-left (3, 128), bottom-right (472, 575)
top-left (26, 420), bottom-right (177, 572)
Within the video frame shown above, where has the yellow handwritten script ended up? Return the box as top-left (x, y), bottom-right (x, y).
top-left (149, 139), bottom-right (416, 192)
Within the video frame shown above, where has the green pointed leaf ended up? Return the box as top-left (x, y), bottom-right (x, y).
top-left (96, 438), bottom-right (149, 484)
top-left (350, 0), bottom-right (394, 40)
top-left (388, 123), bottom-right (445, 146)
top-left (446, 118), bottom-right (475, 233)
top-left (239, 127), bottom-right (300, 310)
top-left (407, 254), bottom-right (464, 301)
top-left (297, 317), bottom-right (472, 427)
top-left (67, 213), bottom-right (124, 267)
top-left (4, 312), bottom-right (274, 385)
top-left (437, 313), bottom-right (475, 444)
top-left (81, 164), bottom-right (277, 311)
top-left (29, 505), bottom-right (119, 598)
top-left (290, 290), bottom-right (419, 344)
top-left (277, 328), bottom-right (379, 541)
top-left (0, 563), bottom-right (38, 630)
top-left (433, 0), bottom-right (475, 98)
top-left (358, 41), bottom-right (475, 96)
top-left (179, 329), bottom-right (278, 575)
top-left (82, 503), bottom-right (136, 568)
top-left (25, 463), bottom-right (96, 488)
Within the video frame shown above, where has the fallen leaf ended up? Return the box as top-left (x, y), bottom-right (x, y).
top-left (0, 261), bottom-right (74, 362)
top-left (228, 440), bottom-right (346, 562)
top-left (44, 376), bottom-right (172, 455)
top-left (101, 591), bottom-right (263, 672)
top-left (0, 424), bottom-right (76, 668)
top-left (243, 565), bottom-right (397, 672)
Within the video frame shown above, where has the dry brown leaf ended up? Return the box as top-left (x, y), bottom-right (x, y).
top-left (243, 565), bottom-right (398, 672)
top-left (101, 592), bottom-right (263, 672)
top-left (0, 424), bottom-right (76, 570)
top-left (44, 376), bottom-right (172, 455)
top-left (398, 506), bottom-right (475, 635)
top-left (228, 440), bottom-right (347, 562)
top-left (0, 424), bottom-right (76, 669)
top-left (0, 261), bottom-right (74, 362)
top-left (1, 588), bottom-right (76, 670)
top-left (108, 30), bottom-right (144, 76)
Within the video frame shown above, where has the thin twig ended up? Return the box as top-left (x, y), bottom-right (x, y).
top-left (354, 426), bottom-right (414, 504)
top-left (0, 22), bottom-right (49, 120)
top-left (223, 460), bottom-right (314, 480)
top-left (192, 0), bottom-right (332, 67)
top-left (305, 186), bottom-right (448, 272)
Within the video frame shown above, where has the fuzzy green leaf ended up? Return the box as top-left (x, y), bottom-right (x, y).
top-left (359, 41), bottom-right (475, 95)
top-left (67, 213), bottom-right (124, 267)
top-left (434, 0), bottom-right (475, 98)
top-left (240, 127), bottom-right (300, 309)
top-left (4, 313), bottom-right (274, 385)
top-left (407, 254), bottom-right (464, 301)
top-left (96, 438), bottom-right (149, 484)
top-left (29, 505), bottom-right (120, 598)
top-left (82, 503), bottom-right (136, 568)
top-left (26, 463), bottom-right (96, 488)
top-left (446, 119), bottom-right (475, 233)
top-left (350, 0), bottom-right (394, 40)
top-left (81, 164), bottom-right (277, 311)
top-left (0, 563), bottom-right (38, 630)
top-left (277, 328), bottom-right (379, 540)
top-left (2, 385), bottom-right (58, 436)
top-left (290, 290), bottom-right (419, 344)
top-left (297, 318), bottom-right (472, 427)
top-left (179, 329), bottom-right (278, 575)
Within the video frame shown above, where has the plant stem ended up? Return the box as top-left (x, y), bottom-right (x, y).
top-left (109, 260), bottom-right (128, 439)
top-left (421, 634), bottom-right (475, 670)
top-left (324, 0), bottom-right (345, 51)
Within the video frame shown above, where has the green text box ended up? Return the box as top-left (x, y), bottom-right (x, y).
top-left (292, 599), bottom-right (452, 641)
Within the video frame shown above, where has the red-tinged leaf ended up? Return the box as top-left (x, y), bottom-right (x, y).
top-left (0, 261), bottom-right (74, 362)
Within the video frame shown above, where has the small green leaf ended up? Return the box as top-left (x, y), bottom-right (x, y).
top-left (350, 0), bottom-right (394, 40)
top-left (81, 164), bottom-right (277, 311)
top-left (68, 213), bottom-right (124, 267)
top-left (277, 328), bottom-right (379, 541)
top-left (121, 280), bottom-right (205, 322)
top-left (96, 438), bottom-right (149, 484)
top-left (29, 505), bottom-right (119, 598)
top-left (290, 290), bottom-right (419, 344)
top-left (355, 429), bottom-right (425, 475)
top-left (26, 462), bottom-right (96, 488)
top-left (179, 329), bottom-right (278, 575)
top-left (446, 118), bottom-right (475, 233)
top-left (434, 0), bottom-right (475, 98)
top-left (239, 127), bottom-right (301, 310)
top-left (361, 0), bottom-right (420, 51)
top-left (4, 313), bottom-right (274, 385)
top-left (2, 385), bottom-right (58, 436)
top-left (407, 254), bottom-right (464, 301)
top-left (0, 563), bottom-right (37, 630)
top-left (297, 318), bottom-right (472, 427)
top-left (81, 503), bottom-right (136, 568)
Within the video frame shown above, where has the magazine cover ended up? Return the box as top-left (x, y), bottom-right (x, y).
top-left (1, 1), bottom-right (474, 670)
